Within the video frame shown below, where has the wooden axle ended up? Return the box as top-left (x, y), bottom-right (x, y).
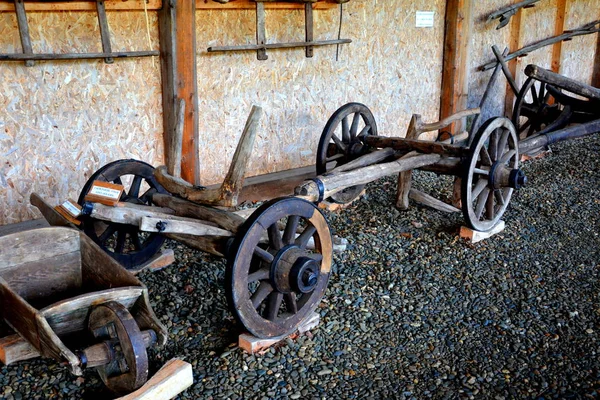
top-left (82, 330), bottom-right (157, 369)
top-left (362, 136), bottom-right (469, 157)
top-left (519, 118), bottom-right (600, 154)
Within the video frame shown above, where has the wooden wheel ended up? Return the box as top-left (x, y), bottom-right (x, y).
top-left (78, 159), bottom-right (168, 269)
top-left (226, 197), bottom-right (333, 338)
top-left (512, 77), bottom-right (568, 139)
top-left (316, 102), bottom-right (377, 204)
top-left (462, 118), bottom-right (526, 232)
top-left (88, 302), bottom-right (149, 394)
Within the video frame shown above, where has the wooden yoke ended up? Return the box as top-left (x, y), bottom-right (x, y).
top-left (155, 105), bottom-right (263, 208)
top-left (395, 108), bottom-right (479, 210)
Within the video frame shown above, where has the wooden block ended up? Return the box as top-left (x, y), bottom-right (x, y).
top-left (0, 334), bottom-right (41, 365)
top-left (83, 180), bottom-right (124, 206)
top-left (520, 149), bottom-right (551, 162)
top-left (239, 312), bottom-right (320, 355)
top-left (131, 249), bottom-right (176, 275)
top-left (115, 358), bottom-right (193, 400)
top-left (318, 189), bottom-right (366, 212)
top-left (460, 220), bottom-right (505, 243)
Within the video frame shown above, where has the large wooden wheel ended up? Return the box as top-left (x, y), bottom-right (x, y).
top-left (316, 102), bottom-right (377, 204)
top-left (78, 159), bottom-right (168, 269)
top-left (226, 197), bottom-right (333, 338)
top-left (512, 77), bottom-right (569, 139)
top-left (462, 118), bottom-right (526, 232)
top-left (88, 302), bottom-right (149, 394)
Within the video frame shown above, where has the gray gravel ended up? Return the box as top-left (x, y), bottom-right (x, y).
top-left (1, 134), bottom-right (599, 399)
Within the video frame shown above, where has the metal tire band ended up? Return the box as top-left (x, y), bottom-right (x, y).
top-left (308, 178), bottom-right (326, 203)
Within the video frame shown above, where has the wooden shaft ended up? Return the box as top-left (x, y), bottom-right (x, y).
top-left (363, 136), bottom-right (469, 157)
top-left (525, 64), bottom-right (600, 100)
top-left (412, 108), bottom-right (480, 138)
top-left (165, 234), bottom-right (229, 257)
top-left (208, 39), bottom-right (352, 53)
top-left (14, 0), bottom-right (34, 67)
top-left (332, 148), bottom-right (396, 173)
top-left (0, 51), bottom-right (159, 61)
top-left (96, 0), bottom-right (114, 64)
top-left (418, 156), bottom-right (462, 175)
top-left (140, 216), bottom-right (233, 237)
top-left (492, 44), bottom-right (519, 95)
top-left (305, 3), bottom-right (314, 57)
top-left (82, 330), bottom-right (156, 369)
top-left (296, 153), bottom-right (441, 202)
top-left (518, 119), bottom-right (600, 153)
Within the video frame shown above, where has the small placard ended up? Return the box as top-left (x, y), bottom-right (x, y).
top-left (54, 199), bottom-right (82, 226)
top-left (84, 180), bottom-right (124, 206)
top-left (416, 11), bottom-right (435, 28)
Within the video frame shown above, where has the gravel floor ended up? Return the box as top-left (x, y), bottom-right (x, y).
top-left (1, 134), bottom-right (599, 399)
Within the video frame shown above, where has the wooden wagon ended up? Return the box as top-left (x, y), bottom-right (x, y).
top-left (0, 227), bottom-right (167, 395)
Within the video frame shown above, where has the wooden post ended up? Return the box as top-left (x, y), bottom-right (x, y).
top-left (550, 0), bottom-right (566, 73)
top-left (159, 0), bottom-right (200, 185)
top-left (440, 0), bottom-right (473, 134)
top-left (593, 31), bottom-right (600, 88)
top-left (504, 0), bottom-right (523, 116)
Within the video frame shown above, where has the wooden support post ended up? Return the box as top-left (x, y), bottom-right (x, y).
top-left (159, 0), bottom-right (200, 185)
top-left (505, 0), bottom-right (523, 116)
top-left (440, 0), bottom-right (473, 134)
top-left (13, 0), bottom-right (34, 67)
top-left (593, 30), bottom-right (600, 88)
top-left (256, 1), bottom-right (268, 60)
top-left (96, 0), bottom-right (114, 64)
top-left (305, 3), bottom-right (314, 57)
top-left (550, 0), bottom-right (566, 73)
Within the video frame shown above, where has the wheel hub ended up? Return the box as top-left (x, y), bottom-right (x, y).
top-left (270, 245), bottom-right (320, 294)
top-left (489, 162), bottom-right (527, 190)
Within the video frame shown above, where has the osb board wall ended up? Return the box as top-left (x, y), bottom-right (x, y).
top-left (195, 0), bottom-right (446, 185)
top-left (468, 0), bottom-right (600, 120)
top-left (0, 11), bottom-right (162, 225)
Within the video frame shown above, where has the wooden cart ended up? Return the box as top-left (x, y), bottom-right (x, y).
top-left (0, 227), bottom-right (167, 395)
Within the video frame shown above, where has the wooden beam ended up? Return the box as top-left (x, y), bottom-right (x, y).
top-left (593, 30), bottom-right (600, 88)
top-left (550, 0), bottom-right (567, 73)
top-left (196, 0), bottom-right (337, 10)
top-left (0, 0), bottom-right (162, 12)
top-left (440, 0), bottom-right (473, 134)
top-left (159, 0), bottom-right (200, 186)
top-left (504, 0), bottom-right (523, 116)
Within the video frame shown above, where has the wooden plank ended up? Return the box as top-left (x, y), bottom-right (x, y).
top-left (525, 64), bottom-right (600, 100)
top-left (207, 39), bottom-right (351, 53)
top-left (0, 334), bottom-right (40, 366)
top-left (96, 0), bottom-right (114, 64)
top-left (0, 219), bottom-right (49, 238)
top-left (550, 0), bottom-right (566, 73)
top-left (116, 358), bottom-right (193, 400)
top-left (439, 0), bottom-right (473, 134)
top-left (0, 227), bottom-right (80, 271)
top-left (305, 3), bottom-right (313, 57)
top-left (41, 287), bottom-right (143, 336)
top-left (140, 216), bottom-right (233, 236)
top-left (13, 0), bottom-right (34, 67)
top-left (0, 0), bottom-right (162, 11)
top-left (593, 29), bottom-right (600, 88)
top-left (504, 0), bottom-right (523, 116)
top-left (30, 193), bottom-right (77, 228)
top-left (88, 202), bottom-right (176, 226)
top-left (408, 189), bottom-right (460, 213)
top-left (159, 0), bottom-right (200, 185)
top-left (460, 220), bottom-right (505, 243)
top-left (255, 1), bottom-right (268, 60)
top-left (196, 0), bottom-right (336, 9)
top-left (0, 50), bottom-right (158, 61)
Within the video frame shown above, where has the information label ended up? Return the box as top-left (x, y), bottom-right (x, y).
top-left (416, 11), bottom-right (435, 28)
top-left (89, 185), bottom-right (121, 200)
top-left (61, 200), bottom-right (81, 217)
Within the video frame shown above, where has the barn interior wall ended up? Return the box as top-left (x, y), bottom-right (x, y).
top-left (0, 1), bottom-right (598, 225)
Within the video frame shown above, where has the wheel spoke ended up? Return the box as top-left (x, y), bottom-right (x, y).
top-left (98, 224), bottom-right (117, 244)
top-left (518, 118), bottom-right (532, 134)
top-left (497, 129), bottom-right (510, 156)
top-left (283, 215), bottom-right (300, 245)
top-left (473, 167), bottom-right (490, 176)
top-left (475, 188), bottom-right (490, 220)
top-left (489, 129), bottom-right (499, 161)
top-left (479, 147), bottom-right (493, 166)
top-left (115, 230), bottom-right (127, 253)
top-left (499, 149), bottom-right (516, 164)
top-left (264, 292), bottom-right (283, 321)
top-left (139, 188), bottom-right (157, 204)
top-left (268, 223), bottom-right (284, 250)
top-left (131, 233), bottom-right (143, 250)
top-left (251, 282), bottom-right (273, 309)
top-left (113, 177), bottom-right (123, 186)
top-left (331, 134), bottom-right (347, 152)
top-left (325, 153), bottom-right (344, 163)
top-left (295, 225), bottom-right (317, 249)
top-left (254, 246), bottom-right (274, 263)
top-left (248, 268), bottom-right (270, 284)
top-left (357, 125), bottom-right (371, 138)
top-left (350, 112), bottom-right (361, 139)
top-left (538, 83), bottom-right (546, 103)
top-left (486, 189), bottom-right (495, 220)
top-left (531, 85), bottom-right (539, 105)
top-left (129, 176), bottom-right (143, 198)
top-left (284, 293), bottom-right (298, 314)
top-left (494, 189), bottom-right (506, 206)
top-left (471, 178), bottom-right (488, 200)
top-left (342, 116), bottom-right (350, 143)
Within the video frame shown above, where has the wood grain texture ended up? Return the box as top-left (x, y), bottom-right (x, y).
top-left (0, 334), bottom-right (40, 365)
top-left (115, 358), bottom-right (193, 400)
top-left (0, 0), bottom-right (162, 11)
top-left (550, 0), bottom-right (566, 73)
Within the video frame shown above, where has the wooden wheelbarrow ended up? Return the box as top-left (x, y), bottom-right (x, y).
top-left (0, 227), bottom-right (168, 395)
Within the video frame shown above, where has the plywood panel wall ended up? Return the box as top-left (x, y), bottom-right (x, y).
top-left (195, 0), bottom-right (446, 185)
top-left (0, 11), bottom-right (163, 225)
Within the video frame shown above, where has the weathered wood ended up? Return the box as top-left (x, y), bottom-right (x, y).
top-left (525, 64), bottom-right (600, 100)
top-left (440, 0), bottom-right (473, 134)
top-left (408, 108), bottom-right (480, 139)
top-left (504, 2), bottom-right (523, 115)
top-left (159, 0), bottom-right (199, 185)
top-left (197, 0), bottom-right (337, 9)
top-left (30, 193), bottom-right (80, 228)
top-left (492, 44), bottom-right (519, 95)
top-left (140, 216), bottom-right (233, 237)
top-left (332, 148), bottom-right (396, 174)
top-left (0, 51), bottom-right (159, 61)
top-left (519, 119), bottom-right (600, 154)
top-left (550, 0), bottom-right (566, 73)
top-left (0, 334), bottom-right (40, 365)
top-left (96, 0), bottom-right (114, 63)
top-left (131, 249), bottom-right (176, 275)
top-left (0, 219), bottom-right (49, 238)
top-left (167, 99), bottom-right (185, 178)
top-left (151, 194), bottom-right (245, 233)
top-left (296, 154), bottom-right (442, 202)
top-left (116, 358), bottom-right (193, 400)
top-left (480, 20), bottom-right (600, 71)
top-left (165, 234), bottom-right (229, 257)
top-left (219, 105), bottom-right (262, 206)
top-left (154, 165), bottom-right (221, 204)
top-left (0, 0), bottom-right (162, 11)
top-left (487, 0), bottom-right (540, 29)
top-left (208, 39), bottom-right (351, 53)
top-left (87, 202), bottom-right (176, 226)
top-left (460, 220), bottom-right (506, 243)
top-left (409, 189), bottom-right (461, 213)
top-left (13, 0), bottom-right (34, 67)
top-left (363, 136), bottom-right (469, 157)
top-left (305, 3), bottom-right (313, 57)
top-left (41, 288), bottom-right (144, 336)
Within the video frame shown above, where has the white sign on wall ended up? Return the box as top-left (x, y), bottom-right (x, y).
top-left (416, 11), bottom-right (435, 28)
